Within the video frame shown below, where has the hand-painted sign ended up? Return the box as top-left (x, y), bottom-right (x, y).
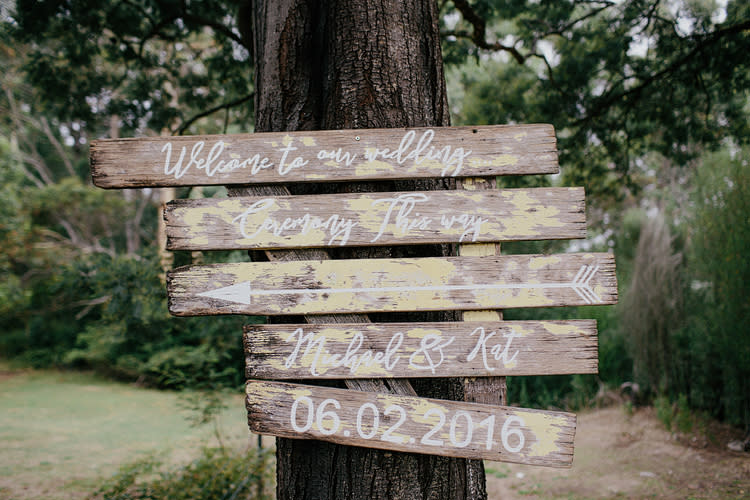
top-left (165, 188), bottom-right (585, 250)
top-left (246, 380), bottom-right (576, 467)
top-left (90, 124), bottom-right (557, 188)
top-left (167, 253), bottom-right (617, 316)
top-left (244, 320), bottom-right (598, 379)
top-left (90, 122), bottom-right (618, 469)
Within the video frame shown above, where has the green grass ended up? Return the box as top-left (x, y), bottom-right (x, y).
top-left (0, 364), bottom-right (251, 499)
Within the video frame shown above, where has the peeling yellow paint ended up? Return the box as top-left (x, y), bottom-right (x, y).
top-left (541, 322), bottom-right (581, 336)
top-left (356, 160), bottom-right (396, 177)
top-left (467, 154), bottom-right (519, 168)
top-left (519, 410), bottom-right (572, 457)
top-left (405, 327), bottom-right (444, 339)
top-left (301, 136), bottom-right (317, 147)
top-left (528, 255), bottom-right (562, 270)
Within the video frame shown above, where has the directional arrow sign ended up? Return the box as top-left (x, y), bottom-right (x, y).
top-left (246, 380), bottom-right (576, 467)
top-left (167, 253), bottom-right (617, 316)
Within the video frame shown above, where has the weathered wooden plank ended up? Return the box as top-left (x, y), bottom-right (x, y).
top-left (244, 320), bottom-right (598, 379)
top-left (90, 124), bottom-right (558, 188)
top-left (245, 380), bottom-right (576, 467)
top-left (167, 253), bottom-right (618, 316)
top-left (165, 187), bottom-right (585, 250)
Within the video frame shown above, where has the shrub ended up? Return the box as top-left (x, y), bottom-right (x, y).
top-left (93, 446), bottom-right (274, 500)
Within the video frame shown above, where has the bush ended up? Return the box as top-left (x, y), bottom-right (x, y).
top-left (683, 148), bottom-right (750, 428)
top-left (3, 248), bottom-right (256, 391)
top-left (93, 446), bottom-right (274, 500)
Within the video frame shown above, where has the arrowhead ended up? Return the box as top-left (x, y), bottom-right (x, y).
top-left (198, 281), bottom-right (253, 305)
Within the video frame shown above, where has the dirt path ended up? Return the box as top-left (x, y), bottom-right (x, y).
top-left (486, 406), bottom-right (749, 499)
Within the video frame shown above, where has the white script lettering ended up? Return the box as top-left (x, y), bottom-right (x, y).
top-left (283, 328), bottom-right (402, 377)
top-left (232, 199), bottom-right (359, 246)
top-left (161, 141), bottom-right (274, 179)
top-left (466, 327), bottom-right (520, 371)
top-left (363, 129), bottom-right (473, 176)
top-left (371, 193), bottom-right (431, 242)
top-left (408, 334), bottom-right (455, 374)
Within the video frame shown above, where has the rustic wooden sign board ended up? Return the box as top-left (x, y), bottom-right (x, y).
top-left (90, 124), bottom-right (557, 188)
top-left (244, 320), bottom-right (598, 379)
top-left (167, 253), bottom-right (617, 316)
top-left (246, 380), bottom-right (575, 467)
top-left (90, 123), bottom-right (618, 468)
top-left (165, 187), bottom-right (585, 250)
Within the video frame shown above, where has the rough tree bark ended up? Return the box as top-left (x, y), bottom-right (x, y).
top-left (233, 1), bottom-right (496, 498)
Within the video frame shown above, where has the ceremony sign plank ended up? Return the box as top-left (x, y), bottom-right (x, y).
top-left (165, 187), bottom-right (585, 250)
top-left (90, 124), bottom-right (558, 188)
top-left (167, 253), bottom-right (617, 316)
top-left (244, 320), bottom-right (598, 379)
top-left (246, 380), bottom-right (576, 467)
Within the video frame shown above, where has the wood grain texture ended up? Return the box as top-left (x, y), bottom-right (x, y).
top-left (225, 186), bottom-right (417, 398)
top-left (165, 187), bottom-right (585, 250)
top-left (167, 253), bottom-right (618, 316)
top-left (459, 176), bottom-right (509, 409)
top-left (246, 380), bottom-right (576, 467)
top-left (244, 320), bottom-right (598, 379)
top-left (90, 124), bottom-right (558, 188)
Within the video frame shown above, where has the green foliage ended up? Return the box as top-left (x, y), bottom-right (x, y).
top-left (675, 394), bottom-right (694, 434)
top-left (683, 147), bottom-right (750, 427)
top-left (445, 0), bottom-right (750, 202)
top-left (655, 394), bottom-right (673, 430)
top-left (93, 446), bottom-right (274, 500)
top-left (10, 0), bottom-right (254, 135)
top-left (655, 394), bottom-right (695, 433)
top-left (0, 139), bottom-right (33, 318)
top-left (1, 247), bottom-right (253, 390)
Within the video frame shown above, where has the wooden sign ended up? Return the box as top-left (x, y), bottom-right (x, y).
top-left (90, 124), bottom-right (558, 188)
top-left (244, 320), bottom-right (598, 379)
top-left (167, 253), bottom-right (617, 316)
top-left (165, 188), bottom-right (585, 250)
top-left (246, 380), bottom-right (576, 467)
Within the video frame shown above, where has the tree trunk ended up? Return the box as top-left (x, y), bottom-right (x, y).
top-left (238, 1), bottom-right (489, 498)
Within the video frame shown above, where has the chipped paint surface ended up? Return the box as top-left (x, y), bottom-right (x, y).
top-left (91, 124), bottom-right (559, 188)
top-left (165, 188), bottom-right (585, 250)
top-left (520, 409), bottom-right (575, 458)
top-left (168, 253), bottom-right (617, 316)
top-left (245, 320), bottom-right (599, 379)
top-left (244, 380), bottom-right (576, 466)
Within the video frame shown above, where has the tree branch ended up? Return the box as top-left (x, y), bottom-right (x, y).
top-left (176, 92), bottom-right (254, 135)
top-left (575, 19), bottom-right (750, 127)
top-left (450, 0), bottom-right (526, 64)
top-left (39, 116), bottom-right (76, 178)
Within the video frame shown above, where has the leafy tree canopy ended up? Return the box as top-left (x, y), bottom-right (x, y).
top-left (6, 1), bottom-right (749, 202)
top-left (443, 0), bottom-right (750, 199)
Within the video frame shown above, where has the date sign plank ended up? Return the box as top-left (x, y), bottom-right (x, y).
top-left (168, 253), bottom-right (617, 316)
top-left (246, 380), bottom-right (576, 467)
top-left (245, 320), bottom-right (598, 379)
top-left (165, 188), bottom-right (585, 251)
top-left (91, 124), bottom-right (557, 188)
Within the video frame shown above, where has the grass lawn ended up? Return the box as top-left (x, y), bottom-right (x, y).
top-left (0, 363), bottom-right (252, 499)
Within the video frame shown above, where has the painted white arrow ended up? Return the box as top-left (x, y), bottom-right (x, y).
top-left (197, 265), bottom-right (602, 306)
